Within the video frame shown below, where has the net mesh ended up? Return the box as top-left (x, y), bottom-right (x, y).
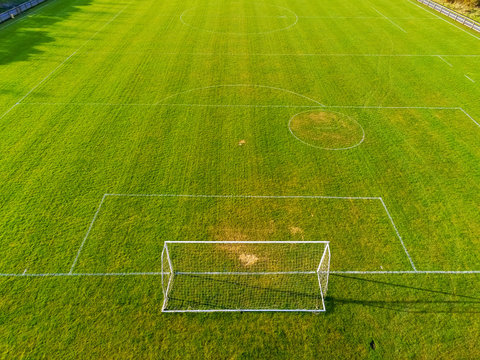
top-left (318, 244), bottom-right (330, 296)
top-left (161, 246), bottom-right (173, 309)
top-left (162, 241), bottom-right (330, 312)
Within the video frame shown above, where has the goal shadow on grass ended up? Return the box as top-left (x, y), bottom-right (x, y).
top-left (325, 274), bottom-right (480, 314)
top-left (164, 273), bottom-right (480, 314)
top-left (165, 273), bottom-right (325, 312)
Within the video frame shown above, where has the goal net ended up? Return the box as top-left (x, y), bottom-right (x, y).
top-left (161, 241), bottom-right (330, 312)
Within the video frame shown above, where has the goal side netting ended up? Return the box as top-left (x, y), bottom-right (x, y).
top-left (161, 241), bottom-right (330, 312)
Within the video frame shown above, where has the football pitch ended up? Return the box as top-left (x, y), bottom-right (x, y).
top-left (1, 0), bottom-right (480, 357)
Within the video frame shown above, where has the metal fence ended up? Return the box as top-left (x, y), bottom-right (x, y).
top-left (0, 0), bottom-right (47, 25)
top-left (417, 0), bottom-right (480, 33)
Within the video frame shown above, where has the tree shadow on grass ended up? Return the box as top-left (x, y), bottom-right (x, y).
top-left (0, 0), bottom-right (95, 66)
top-left (325, 274), bottom-right (480, 314)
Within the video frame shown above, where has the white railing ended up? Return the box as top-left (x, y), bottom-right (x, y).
top-left (0, 0), bottom-right (47, 25)
top-left (417, 0), bottom-right (480, 33)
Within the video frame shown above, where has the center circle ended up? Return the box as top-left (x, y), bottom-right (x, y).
top-left (288, 110), bottom-right (365, 150)
top-left (180, 2), bottom-right (298, 35)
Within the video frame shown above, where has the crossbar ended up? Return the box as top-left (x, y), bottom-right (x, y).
top-left (165, 240), bottom-right (330, 244)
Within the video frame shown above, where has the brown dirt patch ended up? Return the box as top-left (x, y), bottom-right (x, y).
top-left (239, 253), bottom-right (259, 266)
top-left (290, 110), bottom-right (363, 149)
top-left (289, 226), bottom-right (304, 236)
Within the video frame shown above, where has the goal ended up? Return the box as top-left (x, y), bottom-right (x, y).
top-left (161, 241), bottom-right (330, 312)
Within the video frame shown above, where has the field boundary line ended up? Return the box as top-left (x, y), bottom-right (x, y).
top-left (179, 15), bottom-right (436, 20)
top-left (371, 7), bottom-right (407, 32)
top-left (18, 102), bottom-right (474, 131)
top-left (297, 15), bottom-right (436, 19)
top-left (464, 75), bottom-right (475, 83)
top-left (69, 194), bottom-right (107, 274)
top-left (19, 102), bottom-right (461, 110)
top-left (324, 105), bottom-right (459, 110)
top-left (79, 51), bottom-right (480, 57)
top-left (175, 271), bottom-right (316, 275)
top-left (379, 198), bottom-right (416, 271)
top-left (0, 3), bottom-right (130, 122)
top-left (154, 84), bottom-right (325, 107)
top-left (21, 102), bottom-right (324, 109)
top-left (437, 55), bottom-right (453, 67)
top-left (105, 193), bottom-right (381, 200)
top-left (332, 270), bottom-right (480, 274)
top-left (408, 0), bottom-right (480, 40)
top-left (179, 4), bottom-right (298, 35)
top-left (460, 108), bottom-right (480, 127)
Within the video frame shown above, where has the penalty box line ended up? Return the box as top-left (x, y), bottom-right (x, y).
top-left (68, 193), bottom-right (417, 274)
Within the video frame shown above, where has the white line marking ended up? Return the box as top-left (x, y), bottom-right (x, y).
top-left (156, 103), bottom-right (319, 108)
top-left (18, 102), bottom-right (461, 110)
top-left (325, 105), bottom-right (460, 110)
top-left (154, 84), bottom-right (325, 107)
top-left (180, 15), bottom-right (433, 20)
top-left (21, 102), bottom-right (163, 107)
top-left (175, 271), bottom-right (317, 275)
top-left (21, 102), bottom-right (319, 109)
top-left (331, 270), bottom-right (480, 274)
top-left (465, 75), bottom-right (476, 83)
top-left (162, 309), bottom-right (325, 313)
top-left (181, 15), bottom-right (291, 19)
top-left (106, 193), bottom-right (381, 200)
top-left (437, 55), bottom-right (453, 67)
top-left (79, 51), bottom-right (480, 57)
top-left (179, 4), bottom-right (298, 35)
top-left (22, 269), bottom-right (27, 275)
top-left (69, 194), bottom-right (107, 274)
top-left (460, 108), bottom-right (480, 127)
top-left (0, 103), bottom-right (19, 122)
top-left (379, 198), bottom-right (417, 271)
top-left (1, 270), bottom-right (480, 277)
top-left (371, 7), bottom-right (407, 33)
top-left (166, 240), bottom-right (330, 244)
top-left (408, 0), bottom-right (480, 40)
top-left (0, 4), bottom-right (129, 122)
top-left (297, 15), bottom-right (436, 19)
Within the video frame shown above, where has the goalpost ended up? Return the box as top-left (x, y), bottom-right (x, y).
top-left (161, 241), bottom-right (330, 313)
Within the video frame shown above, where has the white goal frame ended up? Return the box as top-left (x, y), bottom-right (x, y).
top-left (161, 240), bottom-right (331, 313)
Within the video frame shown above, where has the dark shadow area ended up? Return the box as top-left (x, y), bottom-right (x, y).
top-left (325, 274), bottom-right (480, 314)
top-left (0, 0), bottom-right (95, 66)
top-left (0, 0), bottom-right (30, 10)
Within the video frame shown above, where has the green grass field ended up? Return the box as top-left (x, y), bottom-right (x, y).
top-left (1, 0), bottom-right (480, 357)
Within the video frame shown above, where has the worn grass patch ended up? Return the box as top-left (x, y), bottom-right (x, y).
top-left (289, 110), bottom-right (364, 149)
